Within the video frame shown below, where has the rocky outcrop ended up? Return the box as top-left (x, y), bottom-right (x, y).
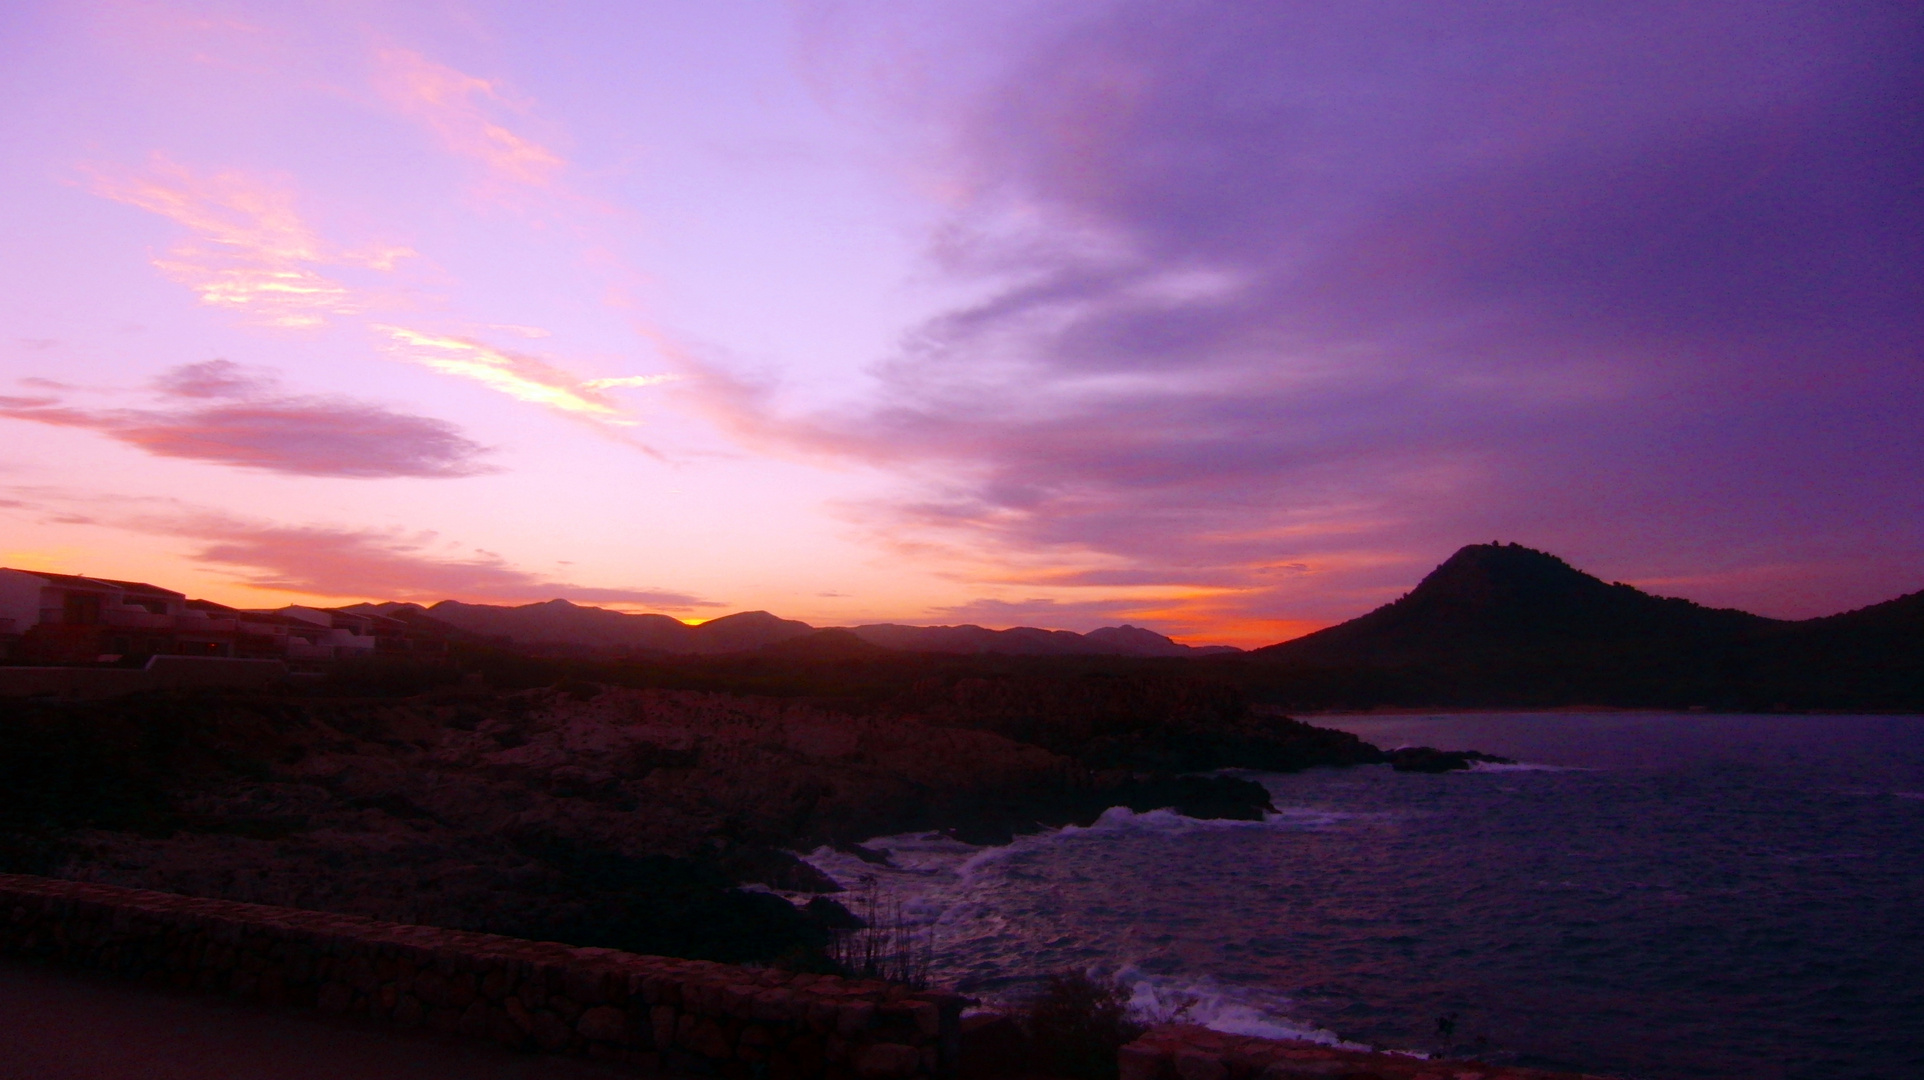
top-left (1386, 748), bottom-right (1515, 773)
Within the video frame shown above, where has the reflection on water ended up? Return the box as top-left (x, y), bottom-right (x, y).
top-left (799, 713), bottom-right (1924, 1080)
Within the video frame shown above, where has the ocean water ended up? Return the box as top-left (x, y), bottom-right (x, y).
top-left (797, 713), bottom-right (1924, 1080)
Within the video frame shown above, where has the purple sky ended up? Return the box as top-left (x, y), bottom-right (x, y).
top-left (1, 1), bottom-right (1919, 644)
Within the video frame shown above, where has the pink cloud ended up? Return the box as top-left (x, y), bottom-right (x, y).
top-left (87, 156), bottom-right (412, 328)
top-left (375, 325), bottom-right (677, 431)
top-left (179, 517), bottom-right (719, 608)
top-left (0, 361), bottom-right (491, 479)
top-left (1, 488), bottom-right (721, 611)
top-left (152, 359), bottom-right (273, 399)
top-left (372, 48), bottom-right (566, 192)
top-left (670, 2), bottom-right (1924, 641)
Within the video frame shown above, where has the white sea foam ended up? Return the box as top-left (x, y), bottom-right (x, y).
top-left (1069, 805), bottom-right (1276, 835)
top-left (801, 801), bottom-right (1363, 894)
top-left (789, 801), bottom-right (1385, 1050)
top-left (1265, 805), bottom-right (1359, 829)
top-left (1117, 969), bottom-right (1364, 1047)
top-left (1468, 760), bottom-right (1585, 772)
top-left (1894, 791), bottom-right (1924, 801)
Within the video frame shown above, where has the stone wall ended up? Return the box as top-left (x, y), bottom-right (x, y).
top-left (0, 656), bottom-right (294, 698)
top-left (0, 873), bottom-right (962, 1079)
top-left (1119, 1025), bottom-right (1608, 1080)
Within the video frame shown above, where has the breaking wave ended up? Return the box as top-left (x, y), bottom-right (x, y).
top-left (795, 715), bottom-right (1924, 1080)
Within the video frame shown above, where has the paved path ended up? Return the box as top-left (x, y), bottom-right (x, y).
top-left (0, 956), bottom-right (631, 1080)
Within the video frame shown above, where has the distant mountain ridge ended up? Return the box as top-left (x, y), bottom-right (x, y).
top-left (849, 621), bottom-right (1240, 657)
top-left (1241, 543), bottom-right (1923, 710)
top-left (338, 544), bottom-right (1919, 707)
top-left (1253, 543), bottom-right (1779, 664)
top-left (343, 598), bottom-right (1239, 658)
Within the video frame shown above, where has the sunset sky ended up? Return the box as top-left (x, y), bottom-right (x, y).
top-left (2, 1), bottom-right (1919, 646)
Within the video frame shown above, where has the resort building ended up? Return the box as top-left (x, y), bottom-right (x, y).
top-left (0, 568), bottom-right (447, 666)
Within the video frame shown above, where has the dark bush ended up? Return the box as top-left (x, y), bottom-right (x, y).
top-left (1024, 972), bottom-right (1145, 1080)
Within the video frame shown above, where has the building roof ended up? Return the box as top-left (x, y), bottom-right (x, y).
top-left (0, 565), bottom-right (186, 596)
top-left (86, 577), bottom-right (187, 599)
top-left (185, 598), bottom-right (241, 613)
top-left (0, 569), bottom-right (185, 598)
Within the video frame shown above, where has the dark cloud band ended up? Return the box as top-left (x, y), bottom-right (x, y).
top-left (1, 361), bottom-right (493, 479)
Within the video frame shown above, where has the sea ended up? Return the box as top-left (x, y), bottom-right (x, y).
top-left (796, 713), bottom-right (1924, 1080)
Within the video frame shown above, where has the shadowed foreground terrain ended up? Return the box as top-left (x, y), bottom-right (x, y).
top-left (0, 955), bottom-right (631, 1080)
top-left (0, 675), bottom-right (1386, 967)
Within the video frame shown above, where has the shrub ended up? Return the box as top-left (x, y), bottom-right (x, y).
top-left (1024, 972), bottom-right (1146, 1080)
top-left (827, 876), bottom-right (933, 988)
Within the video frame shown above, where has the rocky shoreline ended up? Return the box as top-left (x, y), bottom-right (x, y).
top-left (1, 680), bottom-right (1504, 970)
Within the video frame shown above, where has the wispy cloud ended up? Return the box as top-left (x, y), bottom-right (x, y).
top-left (372, 47), bottom-right (566, 193)
top-left (0, 360), bottom-right (490, 478)
top-left (376, 325), bottom-right (677, 426)
top-left (360, 48), bottom-right (674, 438)
top-left (88, 156), bottom-right (412, 328)
top-left (696, 1), bottom-right (1924, 635)
top-left (181, 517), bottom-right (717, 607)
top-left (1, 488), bottom-right (721, 610)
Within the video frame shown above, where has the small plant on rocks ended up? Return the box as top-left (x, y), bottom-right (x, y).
top-left (828, 876), bottom-right (935, 989)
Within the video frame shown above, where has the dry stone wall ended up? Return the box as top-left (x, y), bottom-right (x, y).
top-left (0, 874), bottom-right (961, 1079)
top-left (1120, 1025), bottom-right (1608, 1080)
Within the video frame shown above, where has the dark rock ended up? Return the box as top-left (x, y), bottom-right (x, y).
top-left (1386, 747), bottom-right (1515, 773)
top-left (717, 846), bottom-right (844, 893)
top-left (577, 1004), bottom-right (634, 1044)
top-left (804, 897), bottom-right (866, 931)
top-left (832, 842), bottom-right (895, 866)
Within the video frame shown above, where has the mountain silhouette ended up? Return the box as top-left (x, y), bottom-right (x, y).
top-left (1241, 543), bottom-right (1921, 710)
top-left (357, 598), bottom-right (1234, 659)
top-left (1255, 543), bottom-right (1776, 665)
top-left (849, 622), bottom-right (1238, 657)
